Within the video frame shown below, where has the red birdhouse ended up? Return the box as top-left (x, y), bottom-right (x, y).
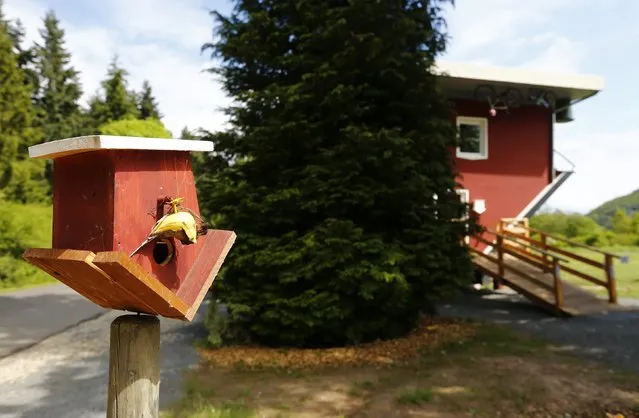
top-left (22, 135), bottom-right (236, 321)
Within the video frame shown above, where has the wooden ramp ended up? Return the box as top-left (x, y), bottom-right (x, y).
top-left (470, 219), bottom-right (632, 317)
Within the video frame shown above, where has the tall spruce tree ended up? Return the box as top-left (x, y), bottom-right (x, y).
top-left (0, 26), bottom-right (18, 187)
top-left (0, 20), bottom-right (47, 203)
top-left (138, 80), bottom-right (162, 120)
top-left (84, 92), bottom-right (108, 131)
top-left (202, 0), bottom-right (475, 347)
top-left (0, 2), bottom-right (37, 91)
top-left (88, 56), bottom-right (139, 125)
top-left (179, 126), bottom-right (195, 139)
top-left (34, 10), bottom-right (83, 141)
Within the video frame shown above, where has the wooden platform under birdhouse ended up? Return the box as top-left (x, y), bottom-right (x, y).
top-left (23, 229), bottom-right (236, 321)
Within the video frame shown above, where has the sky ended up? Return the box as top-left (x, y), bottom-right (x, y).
top-left (3, 0), bottom-right (637, 214)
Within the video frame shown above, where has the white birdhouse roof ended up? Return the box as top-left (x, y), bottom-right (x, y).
top-left (28, 135), bottom-right (214, 159)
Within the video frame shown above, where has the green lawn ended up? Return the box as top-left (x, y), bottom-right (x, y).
top-left (557, 246), bottom-right (639, 299)
top-left (163, 321), bottom-right (639, 418)
top-left (0, 202), bottom-right (55, 291)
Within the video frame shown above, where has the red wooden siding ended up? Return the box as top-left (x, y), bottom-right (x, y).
top-left (112, 150), bottom-right (203, 292)
top-left (451, 99), bottom-right (552, 232)
top-left (53, 151), bottom-right (115, 252)
top-left (52, 149), bottom-right (205, 292)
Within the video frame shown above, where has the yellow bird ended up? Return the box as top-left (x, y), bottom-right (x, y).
top-left (129, 197), bottom-right (201, 257)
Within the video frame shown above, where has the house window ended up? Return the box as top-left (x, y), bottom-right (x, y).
top-left (456, 116), bottom-right (488, 160)
top-left (455, 188), bottom-right (471, 244)
top-left (455, 189), bottom-right (470, 221)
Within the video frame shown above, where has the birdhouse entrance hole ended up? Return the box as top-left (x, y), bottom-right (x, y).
top-left (153, 239), bottom-right (174, 266)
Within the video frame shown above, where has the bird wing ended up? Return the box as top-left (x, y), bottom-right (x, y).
top-left (129, 211), bottom-right (198, 257)
top-left (129, 235), bottom-right (155, 257)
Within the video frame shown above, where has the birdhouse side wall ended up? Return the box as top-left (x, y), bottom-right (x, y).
top-left (52, 151), bottom-right (115, 252)
top-left (111, 150), bottom-right (204, 292)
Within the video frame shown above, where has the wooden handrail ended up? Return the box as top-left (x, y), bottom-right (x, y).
top-left (499, 229), bottom-right (600, 266)
top-left (473, 217), bottom-right (620, 310)
top-left (501, 244), bottom-right (553, 273)
top-left (482, 229), bottom-right (568, 262)
top-left (469, 245), bottom-right (555, 293)
top-left (505, 222), bottom-right (628, 261)
top-left (504, 243), bottom-right (549, 267)
top-left (471, 232), bottom-right (563, 307)
top-left (473, 234), bottom-right (496, 247)
top-left (469, 246), bottom-right (497, 263)
top-left (543, 244), bottom-right (604, 269)
top-left (495, 218), bottom-right (622, 304)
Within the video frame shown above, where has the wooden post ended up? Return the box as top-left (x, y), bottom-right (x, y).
top-left (540, 234), bottom-right (549, 269)
top-left (552, 258), bottom-right (564, 311)
top-left (107, 314), bottom-right (160, 418)
top-left (605, 254), bottom-right (618, 304)
top-left (494, 235), bottom-right (504, 290)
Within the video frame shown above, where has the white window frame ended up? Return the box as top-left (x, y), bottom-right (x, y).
top-left (456, 116), bottom-right (488, 161)
top-left (455, 189), bottom-right (470, 221)
top-left (455, 189), bottom-right (471, 244)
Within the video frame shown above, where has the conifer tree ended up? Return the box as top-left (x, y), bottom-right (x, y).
top-left (180, 126), bottom-right (195, 139)
top-left (127, 88), bottom-right (139, 114)
top-left (138, 80), bottom-right (162, 120)
top-left (202, 0), bottom-right (474, 347)
top-left (34, 10), bottom-right (83, 141)
top-left (0, 2), bottom-right (37, 91)
top-left (102, 57), bottom-right (139, 120)
top-left (0, 21), bottom-right (47, 203)
top-left (88, 56), bottom-right (139, 125)
top-left (0, 29), bottom-right (18, 187)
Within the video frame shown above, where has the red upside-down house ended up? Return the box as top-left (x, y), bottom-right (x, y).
top-left (435, 61), bottom-right (604, 245)
top-left (431, 62), bottom-right (630, 317)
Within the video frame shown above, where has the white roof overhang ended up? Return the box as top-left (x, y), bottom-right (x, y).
top-left (434, 60), bottom-right (604, 106)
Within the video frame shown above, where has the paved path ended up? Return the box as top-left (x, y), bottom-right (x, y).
top-left (0, 302), bottom-right (208, 418)
top-left (437, 290), bottom-right (639, 373)
top-left (0, 284), bottom-right (105, 358)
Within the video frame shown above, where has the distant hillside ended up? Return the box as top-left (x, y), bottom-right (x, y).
top-left (588, 189), bottom-right (639, 228)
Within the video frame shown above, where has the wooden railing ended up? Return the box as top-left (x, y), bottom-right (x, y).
top-left (469, 229), bottom-right (568, 312)
top-left (497, 219), bottom-right (628, 304)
